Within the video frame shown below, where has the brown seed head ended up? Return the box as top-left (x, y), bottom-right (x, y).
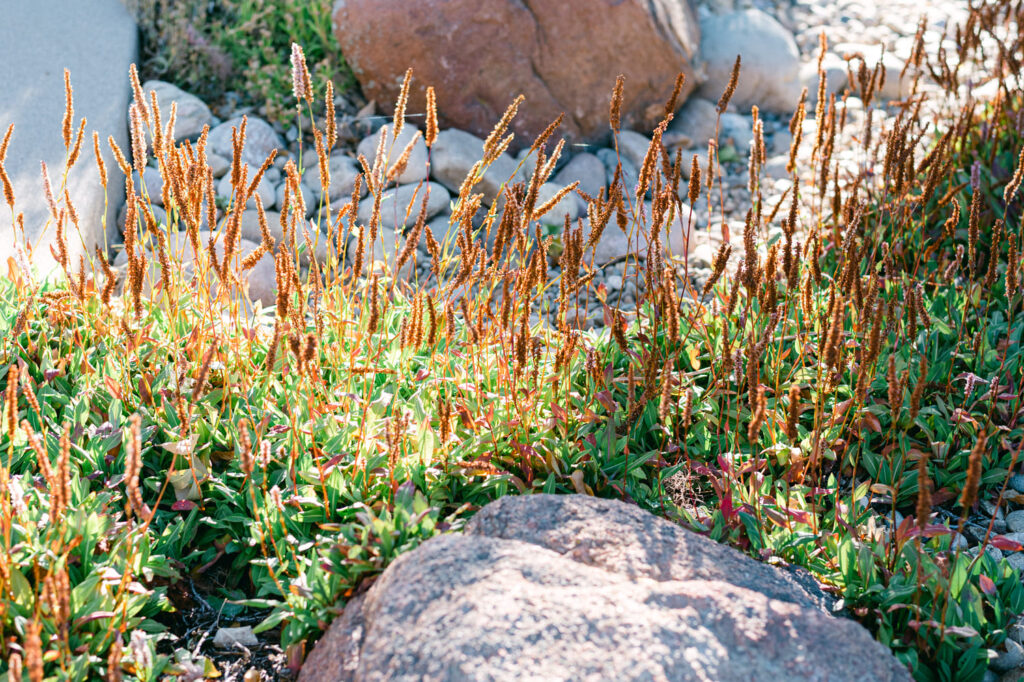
top-left (425, 86), bottom-right (439, 148)
top-left (62, 69), bottom-right (74, 149)
top-left (717, 55), bottom-right (741, 113)
top-left (610, 75), bottom-right (625, 131)
top-left (959, 435), bottom-right (985, 510)
top-left (393, 68), bottom-right (412, 139)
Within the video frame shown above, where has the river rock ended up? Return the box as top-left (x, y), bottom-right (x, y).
top-left (356, 124), bottom-right (428, 185)
top-left (698, 9), bottom-right (802, 113)
top-left (429, 129), bottom-right (521, 205)
top-left (553, 152), bottom-right (606, 198)
top-left (358, 181), bottom-right (451, 231)
top-left (208, 116), bottom-right (282, 168)
top-left (275, 180), bottom-right (316, 218)
top-left (141, 80), bottom-right (213, 143)
top-left (217, 164), bottom-right (275, 210)
top-left (666, 97), bottom-right (719, 149)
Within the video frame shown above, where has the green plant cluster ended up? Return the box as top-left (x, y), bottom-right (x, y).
top-left (128, 0), bottom-right (354, 125)
top-left (1, 2), bottom-right (1024, 681)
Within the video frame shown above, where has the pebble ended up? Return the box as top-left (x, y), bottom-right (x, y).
top-left (141, 80), bottom-right (213, 143)
top-left (430, 129), bottom-right (521, 205)
top-left (666, 97), bottom-right (718, 150)
top-left (553, 153), bottom-right (606, 198)
top-left (357, 124), bottom-right (428, 184)
top-left (357, 181), bottom-right (451, 231)
top-left (1006, 553), bottom-right (1024, 573)
top-left (535, 183), bottom-right (580, 225)
top-left (275, 180), bottom-right (316, 219)
top-left (981, 500), bottom-right (1004, 520)
top-left (213, 626), bottom-right (258, 649)
top-left (991, 639), bottom-right (1024, 673)
top-left (217, 164), bottom-right (275, 210)
top-left (1007, 511), bottom-right (1024, 534)
top-left (208, 116), bottom-right (282, 168)
top-left (207, 153), bottom-right (231, 179)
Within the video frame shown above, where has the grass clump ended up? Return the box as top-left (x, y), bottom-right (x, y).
top-left (1, 2), bottom-right (1024, 680)
top-left (127, 0), bottom-right (354, 125)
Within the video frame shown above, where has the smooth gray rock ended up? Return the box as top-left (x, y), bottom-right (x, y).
top-left (0, 0), bottom-right (137, 277)
top-left (698, 10), bottom-right (802, 113)
top-left (992, 639), bottom-right (1024, 673)
top-left (133, 169), bottom-right (165, 206)
top-left (111, 229), bottom-right (276, 307)
top-left (359, 181), bottom-right (450, 232)
top-left (208, 116), bottom-right (281, 168)
top-left (596, 147), bottom-right (640, 196)
top-left (308, 153), bottom-right (367, 204)
top-left (217, 164), bottom-right (275, 210)
top-left (720, 113), bottom-right (754, 152)
top-left (274, 180), bottom-right (315, 218)
top-left (207, 153), bottom-right (231, 179)
top-left (430, 129), bottom-right (521, 205)
top-left (1007, 510), bottom-right (1024, 534)
top-left (615, 130), bottom-right (653, 172)
top-left (666, 97), bottom-right (719, 150)
top-left (534, 183), bottom-right (579, 225)
top-left (553, 152), bottom-right (606, 198)
top-left (801, 54), bottom-right (849, 105)
top-left (141, 80), bottom-right (213, 143)
top-left (833, 43), bottom-right (911, 101)
top-left (117, 203), bottom-right (168, 234)
top-left (422, 214), bottom-right (456, 252)
top-left (300, 495), bottom-right (909, 682)
top-left (356, 124), bottom-right (427, 185)
top-left (238, 209), bottom-right (331, 266)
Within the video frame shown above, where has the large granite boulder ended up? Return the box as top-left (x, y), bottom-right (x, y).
top-left (300, 494), bottom-right (910, 681)
top-left (331, 0), bottom-right (700, 148)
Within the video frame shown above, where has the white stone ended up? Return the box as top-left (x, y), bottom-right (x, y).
top-left (213, 626), bottom-right (258, 649)
top-left (698, 10), bottom-right (802, 113)
top-left (357, 124), bottom-right (428, 184)
top-left (358, 181), bottom-right (451, 232)
top-left (208, 116), bottom-right (282, 168)
top-left (430, 129), bottom-right (522, 205)
top-left (534, 183), bottom-right (580, 225)
top-left (217, 165), bottom-right (275, 211)
top-left (141, 80), bottom-right (213, 142)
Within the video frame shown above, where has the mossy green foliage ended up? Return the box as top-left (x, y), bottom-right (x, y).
top-left (129, 0), bottom-right (354, 125)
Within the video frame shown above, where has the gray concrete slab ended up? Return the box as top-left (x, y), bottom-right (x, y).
top-left (0, 0), bottom-right (137, 278)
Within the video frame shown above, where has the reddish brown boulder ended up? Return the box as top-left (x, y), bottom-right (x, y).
top-left (332, 0), bottom-right (700, 148)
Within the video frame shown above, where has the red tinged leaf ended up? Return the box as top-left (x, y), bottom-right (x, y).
top-left (171, 499), bottom-right (197, 511)
top-left (860, 412), bottom-right (882, 433)
top-left (720, 490), bottom-right (736, 521)
top-left (104, 375), bottom-right (123, 401)
top-left (595, 390), bottom-right (618, 414)
top-left (978, 574), bottom-right (997, 595)
top-left (989, 535), bottom-right (1023, 552)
